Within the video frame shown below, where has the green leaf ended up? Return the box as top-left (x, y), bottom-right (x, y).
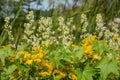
top-left (96, 56), bottom-right (119, 80)
top-left (0, 47), bottom-right (12, 65)
top-left (48, 51), bottom-right (63, 68)
top-left (53, 75), bottom-right (62, 80)
top-left (75, 65), bottom-right (95, 80)
top-left (5, 64), bottom-right (17, 74)
top-left (0, 49), bottom-right (6, 66)
top-left (92, 40), bottom-right (108, 55)
top-left (17, 44), bottom-right (28, 51)
top-left (48, 46), bottom-right (74, 68)
top-left (0, 32), bottom-right (8, 46)
top-left (74, 47), bottom-right (84, 60)
top-left (17, 62), bottom-right (30, 72)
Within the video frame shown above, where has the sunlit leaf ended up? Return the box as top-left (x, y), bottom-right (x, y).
top-left (96, 56), bottom-right (119, 80)
top-left (75, 65), bottom-right (95, 80)
top-left (92, 40), bottom-right (108, 55)
top-left (74, 47), bottom-right (84, 60)
top-left (0, 46), bottom-right (12, 65)
top-left (5, 64), bottom-right (17, 74)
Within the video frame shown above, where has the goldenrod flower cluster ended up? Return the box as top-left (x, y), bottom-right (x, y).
top-left (82, 36), bottom-right (100, 59)
top-left (17, 47), bottom-right (45, 65)
top-left (17, 47), bottom-right (55, 79)
top-left (37, 60), bottom-right (54, 77)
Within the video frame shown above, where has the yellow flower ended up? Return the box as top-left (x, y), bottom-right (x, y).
top-left (34, 59), bottom-right (41, 63)
top-left (66, 65), bottom-right (75, 72)
top-left (82, 36), bottom-right (96, 46)
top-left (113, 35), bottom-right (117, 40)
top-left (40, 71), bottom-right (51, 77)
top-left (9, 57), bottom-right (15, 62)
top-left (13, 78), bottom-right (17, 80)
top-left (37, 53), bottom-right (44, 59)
top-left (48, 64), bottom-right (54, 71)
top-left (26, 59), bottom-right (33, 65)
top-left (17, 51), bottom-right (26, 55)
top-left (18, 70), bottom-right (22, 75)
top-left (43, 62), bottom-right (54, 71)
top-left (80, 58), bottom-right (86, 63)
top-left (38, 48), bottom-right (45, 54)
top-left (84, 45), bottom-right (93, 55)
top-left (2, 45), bottom-right (9, 49)
top-left (69, 73), bottom-right (77, 80)
top-left (59, 72), bottom-right (67, 78)
top-left (71, 44), bottom-right (77, 48)
top-left (54, 70), bottom-right (66, 78)
top-left (32, 47), bottom-right (39, 51)
top-left (31, 54), bottom-right (36, 59)
top-left (35, 77), bottom-right (39, 80)
top-left (93, 53), bottom-right (101, 60)
top-left (24, 53), bottom-right (31, 59)
top-left (90, 36), bottom-right (96, 40)
top-left (82, 36), bottom-right (97, 56)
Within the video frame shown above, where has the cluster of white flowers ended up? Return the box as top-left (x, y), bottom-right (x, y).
top-left (108, 18), bottom-right (120, 50)
top-left (4, 11), bottom-right (120, 50)
top-left (23, 11), bottom-right (75, 47)
top-left (109, 39), bottom-right (119, 50)
top-left (104, 29), bottom-right (113, 40)
top-left (104, 18), bottom-right (120, 50)
top-left (80, 14), bottom-right (91, 39)
top-left (94, 14), bottom-right (120, 50)
top-left (4, 17), bottom-right (14, 44)
top-left (96, 14), bottom-right (104, 31)
top-left (57, 16), bottom-right (75, 46)
top-left (23, 11), bottom-right (38, 46)
top-left (38, 17), bottom-right (54, 46)
top-left (112, 19), bottom-right (119, 36)
top-left (96, 14), bottom-right (105, 39)
top-left (114, 18), bottom-right (120, 24)
top-left (81, 14), bottom-right (88, 33)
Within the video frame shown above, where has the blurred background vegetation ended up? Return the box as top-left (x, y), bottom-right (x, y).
top-left (0, 0), bottom-right (120, 41)
top-left (0, 0), bottom-right (120, 26)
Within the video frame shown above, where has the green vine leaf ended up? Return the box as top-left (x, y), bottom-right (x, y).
top-left (4, 64), bottom-right (17, 75)
top-left (96, 56), bottom-right (119, 80)
top-left (73, 47), bottom-right (84, 60)
top-left (0, 46), bottom-right (12, 65)
top-left (75, 65), bottom-right (95, 80)
top-left (92, 40), bottom-right (109, 55)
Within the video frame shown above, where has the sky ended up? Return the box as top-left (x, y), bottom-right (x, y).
top-left (30, 0), bottom-right (75, 10)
